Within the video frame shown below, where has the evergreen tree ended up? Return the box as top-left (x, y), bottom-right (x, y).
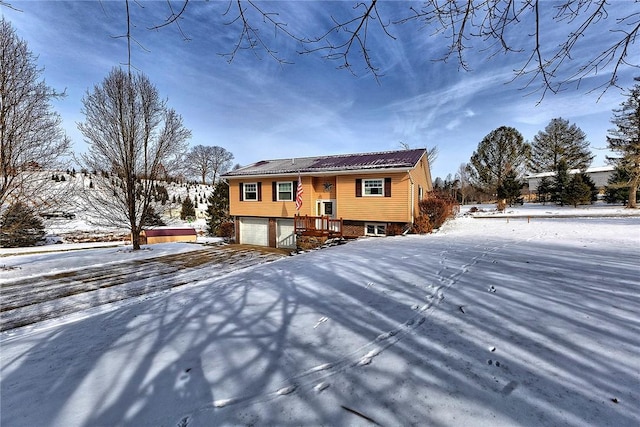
top-left (537, 175), bottom-right (553, 204)
top-left (206, 183), bottom-right (230, 236)
top-left (142, 206), bottom-right (166, 227)
top-left (497, 169), bottom-right (522, 206)
top-left (467, 126), bottom-right (530, 197)
top-left (604, 167), bottom-right (631, 204)
top-left (577, 173), bottom-right (599, 203)
top-left (529, 117), bottom-right (593, 173)
top-left (565, 174), bottom-right (593, 207)
top-left (180, 195), bottom-right (196, 220)
top-left (607, 77), bottom-right (640, 208)
top-left (552, 159), bottom-right (571, 206)
top-left (0, 202), bottom-right (45, 247)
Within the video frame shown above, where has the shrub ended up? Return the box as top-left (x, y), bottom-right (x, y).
top-left (217, 221), bottom-right (235, 239)
top-left (0, 202), bottom-right (45, 247)
top-left (412, 214), bottom-right (432, 234)
top-left (413, 195), bottom-right (459, 233)
top-left (386, 223), bottom-right (405, 236)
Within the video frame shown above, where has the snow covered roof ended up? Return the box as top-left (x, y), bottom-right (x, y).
top-left (222, 148), bottom-right (427, 178)
top-left (525, 165), bottom-right (615, 179)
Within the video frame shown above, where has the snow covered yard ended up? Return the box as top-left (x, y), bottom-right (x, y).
top-left (1, 215), bottom-right (639, 426)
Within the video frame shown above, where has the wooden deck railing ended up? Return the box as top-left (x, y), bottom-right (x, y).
top-left (294, 215), bottom-right (343, 237)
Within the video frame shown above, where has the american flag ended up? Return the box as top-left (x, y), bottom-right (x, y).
top-left (295, 174), bottom-right (303, 211)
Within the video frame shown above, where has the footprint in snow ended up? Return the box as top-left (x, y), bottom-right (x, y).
top-left (313, 316), bottom-right (329, 329)
top-left (358, 348), bottom-right (381, 366)
top-left (276, 385), bottom-right (297, 395)
top-left (314, 382), bottom-right (330, 393)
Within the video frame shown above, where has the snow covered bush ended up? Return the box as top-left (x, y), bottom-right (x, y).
top-left (0, 202), bottom-right (45, 247)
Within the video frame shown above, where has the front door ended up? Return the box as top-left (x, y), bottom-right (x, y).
top-left (316, 200), bottom-right (335, 218)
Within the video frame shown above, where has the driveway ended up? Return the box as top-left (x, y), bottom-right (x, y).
top-left (0, 245), bottom-right (286, 332)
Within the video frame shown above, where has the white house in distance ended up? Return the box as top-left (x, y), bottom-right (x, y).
top-left (525, 165), bottom-right (615, 194)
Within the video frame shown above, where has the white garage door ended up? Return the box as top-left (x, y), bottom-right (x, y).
top-left (239, 217), bottom-right (268, 246)
top-left (276, 219), bottom-right (296, 249)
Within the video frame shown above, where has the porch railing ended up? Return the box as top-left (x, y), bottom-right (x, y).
top-left (294, 215), bottom-right (343, 237)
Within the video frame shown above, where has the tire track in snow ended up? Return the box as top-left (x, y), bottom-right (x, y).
top-left (0, 247), bottom-right (284, 332)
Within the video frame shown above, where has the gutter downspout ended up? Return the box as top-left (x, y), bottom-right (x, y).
top-left (408, 170), bottom-right (414, 225)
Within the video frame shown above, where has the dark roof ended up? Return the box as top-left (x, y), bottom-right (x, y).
top-left (222, 148), bottom-right (427, 177)
top-left (143, 228), bottom-right (197, 237)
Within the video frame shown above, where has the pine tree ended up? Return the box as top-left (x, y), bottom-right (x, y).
top-left (537, 176), bottom-right (553, 204)
top-left (497, 169), bottom-right (522, 206)
top-left (565, 174), bottom-right (592, 207)
top-left (142, 206), bottom-right (166, 226)
top-left (577, 173), bottom-right (599, 203)
top-left (180, 195), bottom-right (195, 220)
top-left (604, 167), bottom-right (631, 204)
top-left (467, 126), bottom-right (530, 196)
top-left (607, 78), bottom-right (640, 208)
top-left (529, 117), bottom-right (593, 173)
top-left (552, 159), bottom-right (571, 206)
top-left (0, 202), bottom-right (45, 247)
top-left (206, 183), bottom-right (230, 236)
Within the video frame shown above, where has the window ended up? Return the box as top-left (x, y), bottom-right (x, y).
top-left (418, 185), bottom-right (424, 200)
top-left (277, 182), bottom-right (293, 201)
top-left (244, 183), bottom-right (258, 200)
top-left (363, 179), bottom-right (384, 196)
top-left (365, 223), bottom-right (387, 236)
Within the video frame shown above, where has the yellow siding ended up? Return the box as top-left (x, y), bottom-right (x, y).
top-left (335, 172), bottom-right (412, 222)
top-left (409, 156), bottom-right (434, 219)
top-left (227, 155), bottom-right (433, 224)
top-left (228, 177), bottom-right (314, 218)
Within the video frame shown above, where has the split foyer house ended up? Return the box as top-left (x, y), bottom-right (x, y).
top-left (221, 148), bottom-right (433, 249)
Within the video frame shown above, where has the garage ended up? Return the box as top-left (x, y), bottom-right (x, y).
top-left (238, 217), bottom-right (268, 246)
top-left (276, 219), bottom-right (296, 249)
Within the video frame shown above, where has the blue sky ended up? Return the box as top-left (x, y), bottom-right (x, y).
top-left (3, 1), bottom-right (637, 179)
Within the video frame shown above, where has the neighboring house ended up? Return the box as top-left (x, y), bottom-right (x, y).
top-left (525, 165), bottom-right (614, 194)
top-left (221, 148), bottom-right (433, 249)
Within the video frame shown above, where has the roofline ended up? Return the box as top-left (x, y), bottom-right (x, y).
top-left (222, 166), bottom-right (419, 180)
top-left (221, 148), bottom-right (427, 179)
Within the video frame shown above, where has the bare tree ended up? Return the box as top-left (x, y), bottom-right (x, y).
top-left (142, 0), bottom-right (638, 97)
top-left (210, 145), bottom-right (234, 184)
top-left (186, 144), bottom-right (213, 185)
top-left (185, 144), bottom-right (234, 185)
top-left (0, 17), bottom-right (70, 211)
top-left (455, 162), bottom-right (471, 205)
top-left (78, 67), bottom-right (191, 250)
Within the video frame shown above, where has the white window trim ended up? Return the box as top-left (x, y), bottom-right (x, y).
top-left (363, 178), bottom-right (384, 197)
top-left (365, 222), bottom-right (387, 236)
top-left (277, 181), bottom-right (293, 201)
top-left (243, 182), bottom-right (258, 201)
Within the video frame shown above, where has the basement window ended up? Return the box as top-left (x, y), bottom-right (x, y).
top-left (365, 223), bottom-right (386, 236)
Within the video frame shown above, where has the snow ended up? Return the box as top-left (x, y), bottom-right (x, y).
top-left (1, 205), bottom-right (639, 426)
